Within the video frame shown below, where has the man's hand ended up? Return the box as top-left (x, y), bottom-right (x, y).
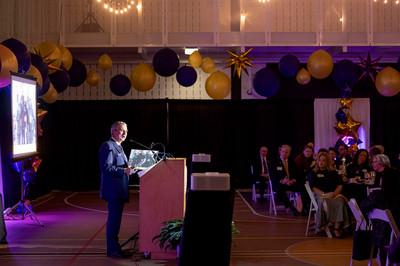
top-left (124, 167), bottom-right (136, 176)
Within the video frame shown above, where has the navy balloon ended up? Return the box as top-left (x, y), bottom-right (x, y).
top-left (110, 74), bottom-right (131, 96)
top-left (279, 54), bottom-right (300, 79)
top-left (176, 66), bottom-right (197, 87)
top-left (39, 77), bottom-right (50, 96)
top-left (152, 48), bottom-right (180, 77)
top-left (68, 59), bottom-right (87, 87)
top-left (49, 69), bottom-right (70, 93)
top-left (335, 108), bottom-right (347, 123)
top-left (332, 59), bottom-right (360, 89)
top-left (30, 53), bottom-right (49, 81)
top-left (253, 66), bottom-right (280, 97)
top-left (396, 56), bottom-right (400, 71)
top-left (2, 38), bottom-right (31, 73)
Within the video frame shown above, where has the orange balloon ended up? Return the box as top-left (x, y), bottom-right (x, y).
top-left (296, 68), bottom-right (311, 85)
top-left (41, 83), bottom-right (58, 104)
top-left (86, 69), bottom-right (100, 87)
top-left (201, 57), bottom-right (216, 73)
top-left (205, 71), bottom-right (231, 99)
top-left (307, 49), bottom-right (333, 79)
top-left (98, 54), bottom-right (113, 71)
top-left (0, 44), bottom-right (18, 88)
top-left (189, 51), bottom-right (202, 68)
top-left (375, 67), bottom-right (400, 97)
top-left (27, 65), bottom-right (43, 87)
top-left (131, 63), bottom-right (156, 92)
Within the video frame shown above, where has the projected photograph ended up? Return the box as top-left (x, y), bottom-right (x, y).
top-left (128, 149), bottom-right (159, 170)
top-left (11, 74), bottom-right (37, 159)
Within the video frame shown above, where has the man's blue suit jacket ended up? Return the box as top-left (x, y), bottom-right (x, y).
top-left (99, 138), bottom-right (129, 202)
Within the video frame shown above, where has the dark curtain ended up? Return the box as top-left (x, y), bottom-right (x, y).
top-left (38, 98), bottom-right (315, 191)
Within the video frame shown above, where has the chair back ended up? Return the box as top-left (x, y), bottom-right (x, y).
top-left (347, 198), bottom-right (368, 231)
top-left (369, 209), bottom-right (399, 239)
top-left (305, 182), bottom-right (318, 211)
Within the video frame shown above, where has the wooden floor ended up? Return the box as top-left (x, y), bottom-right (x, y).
top-left (0, 190), bottom-right (375, 265)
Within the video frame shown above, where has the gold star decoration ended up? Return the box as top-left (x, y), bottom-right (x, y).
top-left (226, 48), bottom-right (253, 78)
top-left (339, 98), bottom-right (353, 109)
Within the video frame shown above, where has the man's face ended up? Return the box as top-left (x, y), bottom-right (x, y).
top-left (279, 146), bottom-right (290, 160)
top-left (260, 147), bottom-right (268, 157)
top-left (338, 145), bottom-right (346, 156)
top-left (112, 124), bottom-right (128, 143)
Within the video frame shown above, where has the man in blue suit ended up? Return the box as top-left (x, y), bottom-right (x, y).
top-left (99, 121), bottom-right (135, 258)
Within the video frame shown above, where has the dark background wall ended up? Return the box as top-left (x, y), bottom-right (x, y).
top-left (34, 95), bottom-right (400, 195)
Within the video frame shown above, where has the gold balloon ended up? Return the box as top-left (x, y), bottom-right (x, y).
top-left (86, 69), bottom-right (100, 87)
top-left (58, 45), bottom-right (73, 70)
top-left (201, 57), bottom-right (216, 73)
top-left (131, 63), bottom-right (156, 92)
top-left (339, 98), bottom-right (353, 109)
top-left (98, 53), bottom-right (113, 71)
top-left (41, 83), bottom-right (58, 104)
top-left (27, 65), bottom-right (43, 87)
top-left (375, 66), bottom-right (400, 97)
top-left (296, 68), bottom-right (311, 85)
top-left (346, 114), bottom-right (361, 139)
top-left (188, 51), bottom-right (202, 68)
top-left (35, 41), bottom-right (62, 73)
top-left (205, 71), bottom-right (231, 99)
top-left (0, 44), bottom-right (18, 88)
top-left (307, 49), bottom-right (334, 79)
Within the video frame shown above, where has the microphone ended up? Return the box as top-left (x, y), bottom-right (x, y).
top-left (128, 139), bottom-right (152, 150)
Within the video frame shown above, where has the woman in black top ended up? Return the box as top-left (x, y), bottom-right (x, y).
top-left (309, 152), bottom-right (350, 238)
top-left (343, 149), bottom-right (371, 203)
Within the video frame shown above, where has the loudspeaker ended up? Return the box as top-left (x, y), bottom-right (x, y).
top-left (179, 173), bottom-right (234, 266)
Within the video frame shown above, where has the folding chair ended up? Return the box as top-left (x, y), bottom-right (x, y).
top-left (348, 198), bottom-right (371, 266)
top-left (348, 198), bottom-right (368, 231)
top-left (304, 182), bottom-right (332, 238)
top-left (251, 177), bottom-right (277, 216)
top-left (368, 208), bottom-right (400, 266)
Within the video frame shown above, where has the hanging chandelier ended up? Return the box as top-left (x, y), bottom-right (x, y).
top-left (96, 0), bottom-right (142, 15)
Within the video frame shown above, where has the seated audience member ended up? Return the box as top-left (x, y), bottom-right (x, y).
top-left (294, 144), bottom-right (315, 213)
top-left (360, 154), bottom-right (400, 265)
top-left (0, 193), bottom-right (7, 244)
top-left (251, 146), bottom-right (271, 199)
top-left (309, 152), bottom-right (350, 238)
top-left (294, 144), bottom-right (315, 178)
top-left (342, 149), bottom-right (371, 204)
top-left (328, 147), bottom-right (338, 168)
top-left (336, 143), bottom-right (352, 168)
top-left (271, 144), bottom-right (302, 215)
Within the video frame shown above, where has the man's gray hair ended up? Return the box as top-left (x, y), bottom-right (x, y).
top-left (110, 121), bottom-right (127, 133)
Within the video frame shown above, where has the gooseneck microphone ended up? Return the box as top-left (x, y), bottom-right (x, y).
top-left (128, 139), bottom-right (164, 161)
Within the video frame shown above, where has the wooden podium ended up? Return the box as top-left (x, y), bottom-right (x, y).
top-left (138, 158), bottom-right (187, 259)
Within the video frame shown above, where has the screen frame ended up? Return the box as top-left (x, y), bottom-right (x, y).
top-left (10, 72), bottom-right (39, 161)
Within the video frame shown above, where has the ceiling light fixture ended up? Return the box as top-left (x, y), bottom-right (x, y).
top-left (96, 0), bottom-right (139, 15)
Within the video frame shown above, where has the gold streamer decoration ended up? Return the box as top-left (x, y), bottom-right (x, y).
top-left (226, 48), bottom-right (253, 78)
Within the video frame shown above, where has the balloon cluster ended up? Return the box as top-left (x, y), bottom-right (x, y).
top-left (334, 98), bottom-right (362, 151)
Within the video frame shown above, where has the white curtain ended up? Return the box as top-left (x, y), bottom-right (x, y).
top-left (314, 98), bottom-right (370, 152)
